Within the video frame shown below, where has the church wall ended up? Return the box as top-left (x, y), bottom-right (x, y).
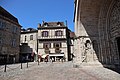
top-left (74, 0), bottom-right (120, 67)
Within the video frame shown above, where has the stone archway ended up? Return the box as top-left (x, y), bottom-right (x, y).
top-left (98, 0), bottom-right (120, 65)
top-left (107, 0), bottom-right (120, 65)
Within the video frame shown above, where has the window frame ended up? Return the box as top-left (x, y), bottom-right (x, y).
top-left (55, 30), bottom-right (63, 36)
top-left (43, 43), bottom-right (51, 48)
top-left (0, 21), bottom-right (6, 29)
top-left (53, 43), bottom-right (62, 48)
top-left (12, 39), bottom-right (16, 47)
top-left (25, 36), bottom-right (27, 41)
top-left (30, 35), bottom-right (33, 40)
top-left (12, 26), bottom-right (17, 33)
top-left (42, 31), bottom-right (49, 37)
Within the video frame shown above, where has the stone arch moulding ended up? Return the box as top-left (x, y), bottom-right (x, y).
top-left (98, 0), bottom-right (119, 64)
top-left (107, 0), bottom-right (120, 65)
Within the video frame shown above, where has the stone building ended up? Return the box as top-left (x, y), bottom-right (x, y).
top-left (74, 0), bottom-right (120, 67)
top-left (20, 28), bottom-right (38, 62)
top-left (38, 22), bottom-right (72, 61)
top-left (20, 22), bottom-right (73, 62)
top-left (0, 6), bottom-right (21, 64)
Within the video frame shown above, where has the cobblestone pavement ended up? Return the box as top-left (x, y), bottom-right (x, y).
top-left (0, 62), bottom-right (120, 80)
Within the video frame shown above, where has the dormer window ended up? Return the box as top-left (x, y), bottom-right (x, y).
top-left (44, 23), bottom-right (48, 27)
top-left (57, 22), bottom-right (61, 26)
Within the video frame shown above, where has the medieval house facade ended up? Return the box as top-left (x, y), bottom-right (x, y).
top-left (74, 0), bottom-right (120, 67)
top-left (38, 22), bottom-right (72, 61)
top-left (0, 6), bottom-right (21, 64)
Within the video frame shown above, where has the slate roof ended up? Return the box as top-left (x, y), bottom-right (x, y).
top-left (41, 22), bottom-right (66, 27)
top-left (0, 6), bottom-right (18, 23)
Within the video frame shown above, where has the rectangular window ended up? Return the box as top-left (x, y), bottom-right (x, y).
top-left (43, 43), bottom-right (51, 48)
top-left (13, 26), bottom-right (17, 33)
top-left (53, 43), bottom-right (62, 48)
top-left (42, 31), bottom-right (48, 37)
top-left (55, 30), bottom-right (63, 36)
top-left (30, 35), bottom-right (33, 40)
top-left (0, 21), bottom-right (6, 29)
top-left (12, 39), bottom-right (16, 47)
top-left (25, 36), bottom-right (27, 41)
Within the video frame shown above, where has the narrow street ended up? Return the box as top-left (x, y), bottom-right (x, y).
top-left (0, 62), bottom-right (120, 80)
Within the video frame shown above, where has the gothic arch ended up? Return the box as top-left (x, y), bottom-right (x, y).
top-left (98, 0), bottom-right (113, 64)
top-left (97, 0), bottom-right (120, 64)
top-left (107, 0), bottom-right (120, 65)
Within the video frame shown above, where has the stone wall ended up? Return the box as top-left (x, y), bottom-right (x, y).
top-left (0, 17), bottom-right (21, 63)
top-left (74, 0), bottom-right (120, 67)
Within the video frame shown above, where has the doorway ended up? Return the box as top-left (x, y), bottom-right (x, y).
top-left (116, 37), bottom-right (120, 58)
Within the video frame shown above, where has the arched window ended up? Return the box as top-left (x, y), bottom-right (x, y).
top-left (42, 31), bottom-right (49, 37)
top-left (55, 30), bottom-right (63, 36)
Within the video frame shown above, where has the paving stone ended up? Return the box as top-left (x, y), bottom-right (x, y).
top-left (0, 62), bottom-right (120, 80)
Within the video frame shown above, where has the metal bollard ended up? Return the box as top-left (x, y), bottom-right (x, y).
top-left (21, 62), bottom-right (22, 69)
top-left (4, 64), bottom-right (6, 72)
top-left (27, 61), bottom-right (28, 68)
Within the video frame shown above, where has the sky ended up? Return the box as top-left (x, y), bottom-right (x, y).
top-left (0, 0), bottom-right (74, 31)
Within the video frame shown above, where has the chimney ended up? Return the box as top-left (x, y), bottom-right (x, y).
top-left (42, 20), bottom-right (45, 24)
top-left (65, 20), bottom-right (68, 27)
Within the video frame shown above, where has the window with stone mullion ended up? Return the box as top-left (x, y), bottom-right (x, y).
top-left (55, 30), bottom-right (63, 36)
top-left (42, 31), bottom-right (48, 37)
